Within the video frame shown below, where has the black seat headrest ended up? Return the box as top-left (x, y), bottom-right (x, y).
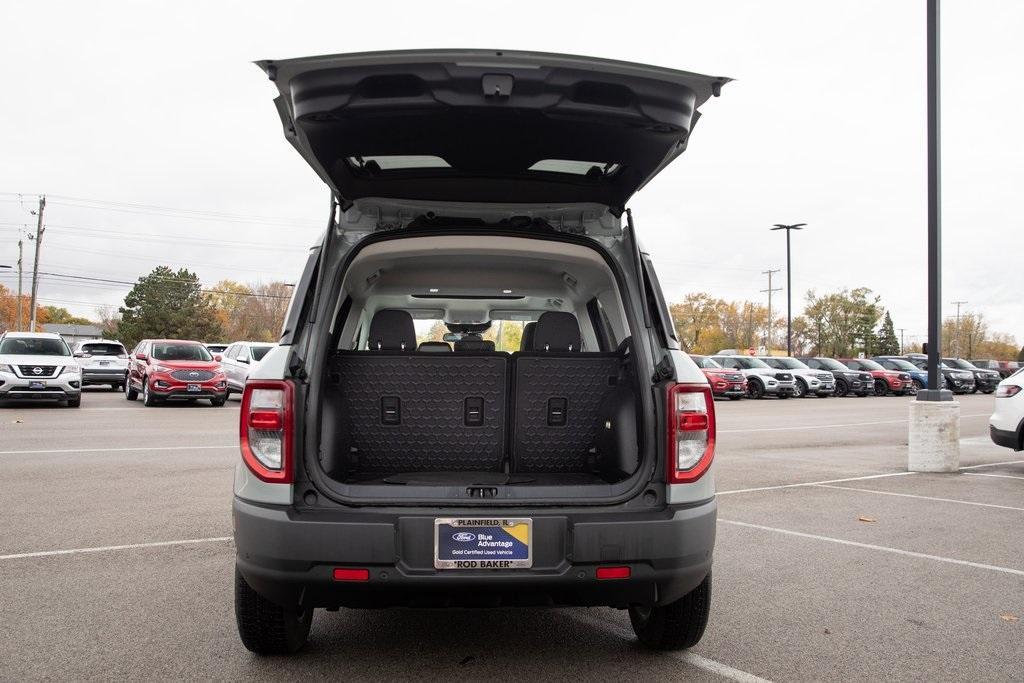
top-left (454, 333), bottom-right (495, 353)
top-left (532, 312), bottom-right (581, 352)
top-left (367, 309), bottom-right (416, 351)
top-left (520, 322), bottom-right (537, 352)
top-left (418, 341), bottom-right (452, 353)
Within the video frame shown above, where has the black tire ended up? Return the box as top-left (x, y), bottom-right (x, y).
top-left (834, 379), bottom-right (849, 397)
top-left (793, 379), bottom-right (807, 398)
top-left (125, 382), bottom-right (138, 401)
top-left (142, 380), bottom-right (159, 407)
top-left (210, 396), bottom-right (226, 407)
top-left (629, 572), bottom-right (711, 651)
top-left (971, 386), bottom-right (979, 394)
top-left (912, 378), bottom-right (925, 393)
top-left (982, 389), bottom-right (995, 395)
top-left (235, 568), bottom-right (312, 655)
top-left (747, 379), bottom-right (765, 400)
top-left (67, 396), bottom-right (81, 408)
top-left (873, 379), bottom-right (888, 397)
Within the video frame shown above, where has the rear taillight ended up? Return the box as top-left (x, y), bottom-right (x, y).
top-left (117, 353), bottom-right (128, 359)
top-left (996, 384), bottom-right (1021, 398)
top-left (666, 383), bottom-right (716, 484)
top-left (240, 380), bottom-right (294, 483)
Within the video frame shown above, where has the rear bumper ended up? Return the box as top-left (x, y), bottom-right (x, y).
top-left (990, 424), bottom-right (1021, 450)
top-left (233, 496), bottom-right (716, 610)
top-left (81, 368), bottom-right (127, 384)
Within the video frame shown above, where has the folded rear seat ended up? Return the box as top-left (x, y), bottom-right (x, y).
top-left (511, 312), bottom-right (625, 473)
top-left (330, 310), bottom-right (508, 472)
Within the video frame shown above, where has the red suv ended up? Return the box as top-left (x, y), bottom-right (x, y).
top-left (126, 339), bottom-right (227, 406)
top-left (840, 358), bottom-right (912, 396)
top-left (690, 354), bottom-right (747, 400)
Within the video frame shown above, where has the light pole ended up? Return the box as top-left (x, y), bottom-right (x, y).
top-left (770, 223), bottom-right (806, 356)
top-left (951, 300), bottom-right (967, 357)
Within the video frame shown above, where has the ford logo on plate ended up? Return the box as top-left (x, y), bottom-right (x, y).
top-left (452, 532), bottom-right (476, 543)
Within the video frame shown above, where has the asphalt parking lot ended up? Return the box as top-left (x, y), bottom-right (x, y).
top-left (1, 390), bottom-right (1021, 681)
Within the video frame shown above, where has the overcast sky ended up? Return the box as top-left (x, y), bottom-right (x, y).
top-left (1, 0), bottom-right (1020, 345)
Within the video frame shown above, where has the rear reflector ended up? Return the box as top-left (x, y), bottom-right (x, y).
top-left (596, 566), bottom-right (631, 580)
top-left (333, 568), bottom-right (370, 582)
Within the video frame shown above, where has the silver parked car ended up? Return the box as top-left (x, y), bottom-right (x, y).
top-left (220, 341), bottom-right (276, 396)
top-left (72, 339), bottom-right (129, 390)
top-left (758, 356), bottom-right (834, 398)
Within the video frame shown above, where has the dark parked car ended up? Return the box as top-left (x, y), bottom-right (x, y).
top-left (943, 358), bottom-right (1000, 394)
top-left (797, 357), bottom-right (873, 397)
top-left (998, 360), bottom-right (1021, 379)
top-left (904, 354), bottom-right (976, 394)
top-left (232, 49), bottom-right (725, 655)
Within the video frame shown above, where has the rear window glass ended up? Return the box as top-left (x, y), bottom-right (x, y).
top-left (250, 345), bottom-right (273, 362)
top-left (0, 337), bottom-right (70, 356)
top-left (151, 343), bottom-right (212, 362)
top-left (347, 155), bottom-right (450, 171)
top-left (81, 343), bottom-right (125, 356)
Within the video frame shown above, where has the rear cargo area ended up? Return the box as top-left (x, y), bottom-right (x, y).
top-left (318, 311), bottom-right (639, 486)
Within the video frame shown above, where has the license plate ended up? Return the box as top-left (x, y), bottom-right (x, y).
top-left (434, 518), bottom-right (532, 569)
top-left (28, 381), bottom-right (45, 390)
top-left (187, 383), bottom-right (201, 392)
top-left (99, 361), bottom-right (110, 366)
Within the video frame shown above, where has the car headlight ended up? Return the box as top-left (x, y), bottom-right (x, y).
top-left (0, 363), bottom-right (12, 373)
top-left (57, 364), bottom-right (80, 376)
top-left (153, 364), bottom-right (176, 373)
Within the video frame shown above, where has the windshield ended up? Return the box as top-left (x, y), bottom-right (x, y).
top-left (0, 337), bottom-right (71, 356)
top-left (151, 343), bottom-right (212, 362)
top-left (856, 359), bottom-right (885, 371)
top-left (736, 357), bottom-right (770, 369)
top-left (81, 342), bottom-right (126, 356)
top-left (882, 359), bottom-right (919, 371)
top-left (773, 358), bottom-right (809, 370)
top-left (250, 345), bottom-right (273, 362)
top-left (943, 358), bottom-right (975, 370)
top-left (690, 355), bottom-right (722, 369)
top-left (815, 358), bottom-right (851, 372)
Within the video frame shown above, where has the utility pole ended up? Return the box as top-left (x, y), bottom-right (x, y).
top-left (28, 195), bottom-right (46, 332)
top-left (761, 269), bottom-right (782, 355)
top-left (17, 236), bottom-right (24, 331)
top-left (770, 223), bottom-right (807, 356)
top-left (951, 300), bottom-right (967, 357)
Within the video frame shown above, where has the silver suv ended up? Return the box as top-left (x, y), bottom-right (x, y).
top-left (0, 332), bottom-right (82, 407)
top-left (72, 339), bottom-right (129, 390)
top-left (758, 356), bottom-right (834, 398)
top-left (232, 49), bottom-right (726, 655)
top-left (219, 341), bottom-right (275, 396)
top-left (712, 354), bottom-right (797, 399)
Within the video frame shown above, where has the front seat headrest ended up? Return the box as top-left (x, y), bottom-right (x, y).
top-left (367, 309), bottom-right (416, 351)
top-left (417, 341), bottom-right (452, 353)
top-left (520, 322), bottom-right (537, 352)
top-left (454, 333), bottom-right (495, 353)
top-left (532, 312), bottom-right (581, 352)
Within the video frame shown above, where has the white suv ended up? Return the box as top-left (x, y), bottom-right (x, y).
top-left (990, 370), bottom-right (1024, 451)
top-left (712, 354), bottom-right (797, 399)
top-left (0, 331), bottom-right (83, 407)
top-left (72, 339), bottom-right (129, 390)
top-left (758, 356), bottom-right (835, 398)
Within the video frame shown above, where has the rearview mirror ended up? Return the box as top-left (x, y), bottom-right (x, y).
top-left (442, 333), bottom-right (461, 343)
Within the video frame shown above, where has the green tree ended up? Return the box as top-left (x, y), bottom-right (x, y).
top-left (41, 305), bottom-right (94, 326)
top-left (118, 266), bottom-right (223, 349)
top-left (876, 311), bottom-right (900, 355)
top-left (803, 287), bottom-right (881, 357)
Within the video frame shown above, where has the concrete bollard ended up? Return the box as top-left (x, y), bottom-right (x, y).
top-left (908, 400), bottom-right (960, 472)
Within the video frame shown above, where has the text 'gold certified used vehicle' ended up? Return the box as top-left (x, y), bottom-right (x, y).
top-left (232, 49), bottom-right (729, 654)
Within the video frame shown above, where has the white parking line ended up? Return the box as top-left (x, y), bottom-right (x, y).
top-left (719, 519), bottom-right (1024, 577)
top-left (959, 459), bottom-right (1024, 469)
top-left (0, 444), bottom-right (236, 456)
top-left (719, 413), bottom-right (991, 434)
top-left (0, 536), bottom-right (232, 561)
top-left (717, 471), bottom-right (917, 495)
top-left (568, 611), bottom-right (772, 683)
top-left (814, 484), bottom-right (1024, 512)
top-left (962, 472), bottom-right (1024, 481)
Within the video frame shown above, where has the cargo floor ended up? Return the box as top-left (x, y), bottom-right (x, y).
top-left (344, 471), bottom-right (615, 486)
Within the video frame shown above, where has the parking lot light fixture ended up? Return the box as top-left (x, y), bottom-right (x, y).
top-left (769, 223), bottom-right (806, 356)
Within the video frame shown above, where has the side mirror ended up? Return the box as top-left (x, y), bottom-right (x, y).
top-left (214, 354), bottom-right (223, 362)
top-left (73, 351), bottom-right (87, 358)
top-left (136, 352), bottom-right (148, 361)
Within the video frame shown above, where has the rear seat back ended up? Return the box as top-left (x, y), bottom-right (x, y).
top-left (511, 312), bottom-right (623, 473)
top-left (332, 310), bottom-right (507, 472)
